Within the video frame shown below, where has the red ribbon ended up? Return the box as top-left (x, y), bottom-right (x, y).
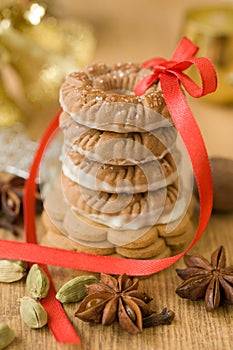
top-left (0, 37), bottom-right (217, 344)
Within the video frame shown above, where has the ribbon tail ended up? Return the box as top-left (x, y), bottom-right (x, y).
top-left (23, 110), bottom-right (81, 344)
top-left (40, 265), bottom-right (81, 344)
top-left (160, 73), bottom-right (213, 245)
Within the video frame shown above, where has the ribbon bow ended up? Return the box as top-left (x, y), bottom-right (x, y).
top-left (134, 36), bottom-right (217, 98)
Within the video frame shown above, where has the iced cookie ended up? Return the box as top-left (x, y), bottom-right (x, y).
top-left (62, 148), bottom-right (179, 193)
top-left (61, 172), bottom-right (189, 230)
top-left (61, 123), bottom-right (177, 166)
top-left (59, 63), bottom-right (173, 133)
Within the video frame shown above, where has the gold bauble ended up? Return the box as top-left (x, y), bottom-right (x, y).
top-left (0, 77), bottom-right (24, 127)
top-left (182, 6), bottom-right (233, 105)
top-left (0, 1), bottom-right (96, 105)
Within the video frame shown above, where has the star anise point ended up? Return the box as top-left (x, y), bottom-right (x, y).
top-left (176, 246), bottom-right (233, 311)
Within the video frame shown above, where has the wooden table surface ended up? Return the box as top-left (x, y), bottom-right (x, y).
top-left (1, 0), bottom-right (233, 349)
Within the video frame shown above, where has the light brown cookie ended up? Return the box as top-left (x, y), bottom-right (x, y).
top-left (41, 228), bottom-right (115, 255)
top-left (40, 229), bottom-right (77, 251)
top-left (157, 211), bottom-right (192, 238)
top-left (63, 208), bottom-right (108, 242)
top-left (61, 172), bottom-right (180, 229)
top-left (43, 186), bottom-right (68, 221)
top-left (164, 221), bottom-right (195, 248)
top-left (107, 205), bottom-right (194, 249)
top-left (41, 210), bottom-right (63, 235)
top-left (61, 122), bottom-right (177, 165)
top-left (59, 63), bottom-right (173, 133)
top-left (116, 237), bottom-right (167, 259)
top-left (148, 246), bottom-right (171, 260)
top-left (107, 225), bottom-right (159, 248)
top-left (62, 148), bottom-right (179, 193)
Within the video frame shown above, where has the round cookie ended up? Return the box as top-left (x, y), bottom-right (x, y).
top-left (164, 222), bottom-right (194, 246)
top-left (41, 210), bottom-right (64, 235)
top-left (148, 246), bottom-right (171, 260)
top-left (43, 185), bottom-right (68, 221)
top-left (157, 210), bottom-right (193, 238)
top-left (107, 205), bottom-right (194, 249)
top-left (63, 208), bottom-right (108, 243)
top-left (59, 63), bottom-right (173, 133)
top-left (107, 225), bottom-right (159, 248)
top-left (60, 111), bottom-right (177, 165)
top-left (41, 228), bottom-right (115, 255)
top-left (116, 237), bottom-right (167, 259)
top-left (61, 172), bottom-right (182, 229)
top-left (62, 125), bottom-right (177, 166)
top-left (62, 148), bottom-right (179, 193)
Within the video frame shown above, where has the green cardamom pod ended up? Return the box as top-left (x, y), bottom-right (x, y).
top-left (19, 296), bottom-right (48, 329)
top-left (0, 323), bottom-right (15, 350)
top-left (26, 264), bottom-right (50, 300)
top-left (56, 275), bottom-right (98, 303)
top-left (14, 260), bottom-right (29, 270)
top-left (0, 259), bottom-right (27, 283)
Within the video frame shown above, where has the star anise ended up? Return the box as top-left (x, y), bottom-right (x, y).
top-left (175, 246), bottom-right (233, 311)
top-left (0, 175), bottom-right (42, 234)
top-left (75, 273), bottom-right (153, 334)
top-left (0, 176), bottom-right (25, 223)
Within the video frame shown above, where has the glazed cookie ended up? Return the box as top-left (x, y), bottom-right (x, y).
top-left (61, 172), bottom-right (189, 229)
top-left (62, 148), bottom-right (179, 193)
top-left (59, 63), bottom-right (173, 133)
top-left (107, 205), bottom-right (194, 248)
top-left (41, 186), bottom-right (194, 249)
top-left (40, 184), bottom-right (195, 256)
top-left (61, 121), bottom-right (177, 166)
top-left (60, 112), bottom-right (177, 162)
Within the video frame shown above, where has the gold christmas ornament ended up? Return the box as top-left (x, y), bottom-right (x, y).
top-left (0, 75), bottom-right (25, 127)
top-left (182, 6), bottom-right (233, 105)
top-left (0, 0), bottom-right (95, 108)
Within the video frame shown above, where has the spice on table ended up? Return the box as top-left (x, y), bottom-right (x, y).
top-left (0, 259), bottom-right (28, 283)
top-left (143, 308), bottom-right (175, 328)
top-left (56, 275), bottom-right (98, 303)
top-left (75, 273), bottom-right (175, 334)
top-left (0, 322), bottom-right (15, 350)
top-left (26, 264), bottom-right (50, 300)
top-left (0, 176), bottom-right (25, 222)
top-left (19, 296), bottom-right (48, 329)
top-left (0, 175), bottom-right (42, 234)
top-left (175, 246), bottom-right (233, 311)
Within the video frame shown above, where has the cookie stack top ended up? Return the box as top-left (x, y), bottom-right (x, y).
top-left (59, 62), bottom-right (189, 231)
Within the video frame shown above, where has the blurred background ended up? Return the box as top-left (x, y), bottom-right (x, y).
top-left (0, 0), bottom-right (232, 157)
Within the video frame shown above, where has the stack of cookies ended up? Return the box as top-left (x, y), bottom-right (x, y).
top-left (41, 63), bottom-right (195, 259)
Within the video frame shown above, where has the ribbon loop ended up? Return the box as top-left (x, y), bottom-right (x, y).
top-left (134, 36), bottom-right (217, 99)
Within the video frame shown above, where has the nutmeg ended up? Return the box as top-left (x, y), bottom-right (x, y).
top-left (210, 157), bottom-right (233, 212)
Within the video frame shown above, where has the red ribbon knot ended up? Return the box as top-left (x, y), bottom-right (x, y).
top-left (134, 36), bottom-right (217, 99)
